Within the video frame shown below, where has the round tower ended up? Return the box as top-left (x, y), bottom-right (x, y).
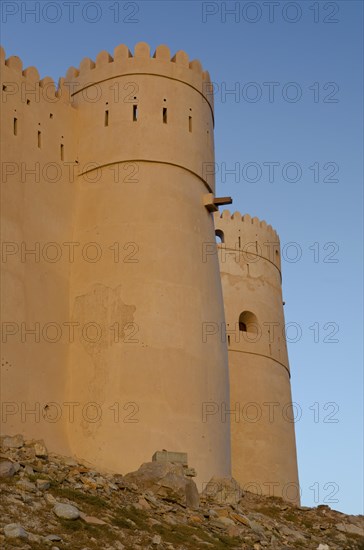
top-left (64, 43), bottom-right (230, 485)
top-left (214, 210), bottom-right (300, 504)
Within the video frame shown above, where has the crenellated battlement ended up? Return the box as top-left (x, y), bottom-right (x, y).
top-left (1, 42), bottom-right (215, 189)
top-left (1, 47), bottom-right (71, 103)
top-left (1, 46), bottom-right (77, 176)
top-left (214, 210), bottom-right (281, 272)
top-left (64, 42), bottom-right (213, 111)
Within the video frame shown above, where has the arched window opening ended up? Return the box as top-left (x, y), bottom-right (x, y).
top-left (238, 311), bottom-right (258, 333)
top-left (215, 229), bottom-right (224, 244)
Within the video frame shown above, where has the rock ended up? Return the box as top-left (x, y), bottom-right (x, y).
top-left (0, 460), bottom-right (15, 477)
top-left (16, 479), bottom-right (37, 492)
top-left (36, 479), bottom-right (50, 490)
top-left (2, 434), bottom-right (24, 449)
top-left (279, 524), bottom-right (306, 541)
top-left (184, 467), bottom-right (197, 477)
top-left (53, 502), bottom-right (80, 520)
top-left (152, 534), bottom-right (161, 545)
top-left (44, 493), bottom-right (57, 505)
top-left (63, 457), bottom-right (78, 466)
top-left (227, 524), bottom-right (241, 537)
top-left (28, 533), bottom-right (43, 543)
top-left (317, 545), bottom-right (330, 550)
top-left (336, 522), bottom-right (364, 536)
top-left (81, 477), bottom-right (97, 490)
top-left (185, 478), bottom-right (200, 509)
top-left (202, 476), bottom-right (243, 505)
top-left (45, 534), bottom-right (63, 541)
top-left (144, 493), bottom-right (159, 506)
top-left (4, 523), bottom-right (28, 539)
top-left (215, 507), bottom-right (229, 517)
top-left (24, 465), bottom-right (34, 476)
top-left (136, 497), bottom-right (151, 510)
top-left (230, 512), bottom-right (250, 526)
top-left (79, 512), bottom-right (107, 525)
top-left (213, 516), bottom-right (236, 528)
top-left (114, 543), bottom-right (125, 550)
top-left (124, 461), bottom-right (193, 504)
top-left (249, 519), bottom-right (266, 537)
top-left (189, 515), bottom-right (203, 523)
top-left (34, 440), bottom-right (48, 458)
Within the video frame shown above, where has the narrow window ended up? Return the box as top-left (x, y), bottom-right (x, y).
top-left (227, 335), bottom-right (230, 346)
top-left (27, 99), bottom-right (30, 105)
top-left (60, 143), bottom-right (64, 161)
top-left (133, 105), bottom-right (138, 121)
top-left (49, 113), bottom-right (53, 119)
top-left (215, 229), bottom-right (224, 244)
top-left (239, 311), bottom-right (258, 334)
top-left (163, 107), bottom-right (167, 124)
top-left (104, 110), bottom-right (109, 127)
top-left (188, 116), bottom-right (192, 132)
top-left (13, 117), bottom-right (17, 136)
top-left (3, 85), bottom-right (7, 92)
top-left (238, 236), bottom-right (241, 248)
top-left (37, 131), bottom-right (41, 148)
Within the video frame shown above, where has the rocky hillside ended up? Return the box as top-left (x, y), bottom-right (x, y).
top-left (0, 435), bottom-right (363, 550)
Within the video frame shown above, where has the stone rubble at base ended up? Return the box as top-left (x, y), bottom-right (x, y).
top-left (0, 435), bottom-right (363, 550)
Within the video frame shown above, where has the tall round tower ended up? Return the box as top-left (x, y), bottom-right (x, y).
top-left (64, 43), bottom-right (231, 485)
top-left (214, 210), bottom-right (300, 504)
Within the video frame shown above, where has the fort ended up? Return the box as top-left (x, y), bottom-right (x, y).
top-left (0, 42), bottom-right (299, 503)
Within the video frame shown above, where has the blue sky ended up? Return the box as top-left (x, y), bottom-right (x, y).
top-left (1, 1), bottom-right (363, 514)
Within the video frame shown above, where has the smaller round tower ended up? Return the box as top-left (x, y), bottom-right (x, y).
top-left (214, 210), bottom-right (300, 504)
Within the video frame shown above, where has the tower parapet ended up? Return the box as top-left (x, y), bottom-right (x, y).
top-left (66, 42), bottom-right (213, 106)
top-left (214, 210), bottom-right (281, 273)
top-left (64, 42), bottom-right (215, 191)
